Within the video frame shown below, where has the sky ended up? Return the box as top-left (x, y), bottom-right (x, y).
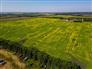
top-left (0, 0), bottom-right (92, 12)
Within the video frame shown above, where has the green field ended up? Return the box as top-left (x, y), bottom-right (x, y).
top-left (0, 18), bottom-right (92, 69)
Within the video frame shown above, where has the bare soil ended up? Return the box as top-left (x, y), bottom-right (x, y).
top-left (0, 49), bottom-right (27, 69)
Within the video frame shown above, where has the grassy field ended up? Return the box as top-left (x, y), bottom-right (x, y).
top-left (0, 18), bottom-right (92, 69)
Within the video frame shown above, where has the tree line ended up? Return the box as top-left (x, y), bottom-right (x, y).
top-left (0, 38), bottom-right (81, 69)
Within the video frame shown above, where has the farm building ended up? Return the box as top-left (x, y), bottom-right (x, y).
top-left (64, 17), bottom-right (92, 22)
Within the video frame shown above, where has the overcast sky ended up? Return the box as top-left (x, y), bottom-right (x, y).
top-left (0, 0), bottom-right (92, 12)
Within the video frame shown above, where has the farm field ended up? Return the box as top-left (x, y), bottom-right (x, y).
top-left (0, 17), bottom-right (92, 69)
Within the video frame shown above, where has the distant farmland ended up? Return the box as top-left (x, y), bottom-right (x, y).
top-left (0, 17), bottom-right (92, 69)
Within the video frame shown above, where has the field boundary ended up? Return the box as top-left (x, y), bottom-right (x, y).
top-left (0, 38), bottom-right (81, 69)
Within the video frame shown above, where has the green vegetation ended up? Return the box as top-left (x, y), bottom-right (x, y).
top-left (0, 17), bottom-right (92, 69)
